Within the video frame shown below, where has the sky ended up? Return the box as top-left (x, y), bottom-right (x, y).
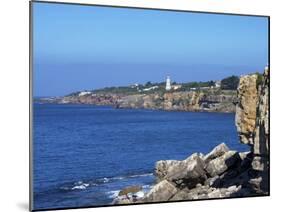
top-left (33, 2), bottom-right (269, 97)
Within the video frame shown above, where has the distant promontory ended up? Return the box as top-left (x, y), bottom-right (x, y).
top-left (35, 74), bottom-right (263, 113)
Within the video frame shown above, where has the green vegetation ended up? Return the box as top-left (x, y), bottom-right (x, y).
top-left (179, 81), bottom-right (215, 91)
top-left (67, 75), bottom-right (244, 97)
top-left (93, 86), bottom-right (139, 95)
top-left (255, 72), bottom-right (263, 89)
top-left (221, 75), bottom-right (239, 90)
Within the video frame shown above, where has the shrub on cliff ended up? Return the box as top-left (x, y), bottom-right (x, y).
top-left (221, 75), bottom-right (239, 90)
top-left (255, 72), bottom-right (263, 89)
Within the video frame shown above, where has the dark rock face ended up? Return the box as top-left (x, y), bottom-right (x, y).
top-left (252, 67), bottom-right (269, 173)
top-left (113, 67), bottom-right (269, 204)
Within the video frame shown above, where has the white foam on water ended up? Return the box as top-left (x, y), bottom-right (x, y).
top-left (134, 191), bottom-right (145, 198)
top-left (111, 176), bottom-right (125, 180)
top-left (103, 178), bottom-right (109, 183)
top-left (106, 183), bottom-right (153, 200)
top-left (107, 190), bottom-right (120, 199)
top-left (96, 172), bottom-right (153, 183)
top-left (142, 184), bottom-right (152, 189)
top-left (71, 183), bottom-right (90, 190)
top-left (59, 172), bottom-right (154, 192)
top-left (128, 173), bottom-right (153, 178)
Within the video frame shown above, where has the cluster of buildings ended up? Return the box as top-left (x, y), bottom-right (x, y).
top-left (126, 75), bottom-right (223, 93)
top-left (131, 76), bottom-right (221, 92)
top-left (165, 76), bottom-right (221, 91)
top-left (76, 74), bottom-right (224, 98)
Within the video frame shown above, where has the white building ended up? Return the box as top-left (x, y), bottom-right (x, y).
top-left (143, 86), bottom-right (159, 91)
top-left (78, 91), bottom-right (91, 96)
top-left (130, 83), bottom-right (139, 88)
top-left (166, 76), bottom-right (171, 91)
top-left (215, 80), bottom-right (221, 88)
top-left (172, 84), bottom-right (182, 90)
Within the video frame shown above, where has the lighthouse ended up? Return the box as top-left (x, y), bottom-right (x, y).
top-left (166, 76), bottom-right (171, 91)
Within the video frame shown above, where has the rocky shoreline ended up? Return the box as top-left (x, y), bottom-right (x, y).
top-left (113, 67), bottom-right (269, 205)
top-left (36, 89), bottom-right (237, 113)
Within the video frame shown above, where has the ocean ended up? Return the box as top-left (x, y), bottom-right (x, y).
top-left (32, 104), bottom-right (249, 210)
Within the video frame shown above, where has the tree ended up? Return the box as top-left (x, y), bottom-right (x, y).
top-left (145, 81), bottom-right (152, 87)
top-left (221, 75), bottom-right (239, 90)
top-left (208, 80), bottom-right (215, 87)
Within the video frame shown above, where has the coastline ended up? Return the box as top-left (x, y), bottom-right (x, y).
top-left (34, 89), bottom-right (237, 113)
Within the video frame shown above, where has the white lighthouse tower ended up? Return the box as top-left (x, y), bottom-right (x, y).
top-left (166, 76), bottom-right (171, 91)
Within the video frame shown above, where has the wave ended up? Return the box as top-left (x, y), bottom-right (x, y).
top-left (71, 184), bottom-right (89, 190)
top-left (93, 172), bottom-right (154, 185)
top-left (107, 190), bottom-right (120, 199)
top-left (127, 173), bottom-right (153, 178)
top-left (106, 184), bottom-right (151, 199)
top-left (60, 181), bottom-right (93, 191)
top-left (109, 172), bottom-right (153, 181)
top-left (59, 172), bottom-right (154, 192)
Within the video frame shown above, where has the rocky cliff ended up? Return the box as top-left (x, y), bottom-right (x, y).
top-left (116, 90), bottom-right (236, 113)
top-left (236, 67), bottom-right (269, 192)
top-left (38, 89), bottom-right (237, 113)
top-left (113, 67), bottom-right (269, 204)
top-left (37, 93), bottom-right (123, 105)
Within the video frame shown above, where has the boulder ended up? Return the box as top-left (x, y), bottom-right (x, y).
top-left (217, 168), bottom-right (251, 188)
top-left (142, 180), bottom-right (177, 202)
top-left (165, 153), bottom-right (207, 188)
top-left (204, 175), bottom-right (220, 187)
top-left (207, 189), bottom-right (222, 198)
top-left (227, 185), bottom-right (241, 193)
top-left (115, 198), bottom-right (132, 205)
top-left (238, 151), bottom-right (251, 161)
top-left (239, 151), bottom-right (252, 172)
top-left (155, 160), bottom-right (181, 181)
top-left (169, 188), bottom-right (190, 201)
top-left (170, 185), bottom-right (210, 201)
top-left (203, 143), bottom-right (230, 163)
top-left (205, 151), bottom-right (241, 177)
top-left (118, 185), bottom-right (142, 196)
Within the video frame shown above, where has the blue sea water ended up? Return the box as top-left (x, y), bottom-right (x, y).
top-left (33, 104), bottom-right (249, 210)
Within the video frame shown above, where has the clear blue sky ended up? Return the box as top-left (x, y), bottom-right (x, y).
top-left (33, 2), bottom-right (268, 97)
